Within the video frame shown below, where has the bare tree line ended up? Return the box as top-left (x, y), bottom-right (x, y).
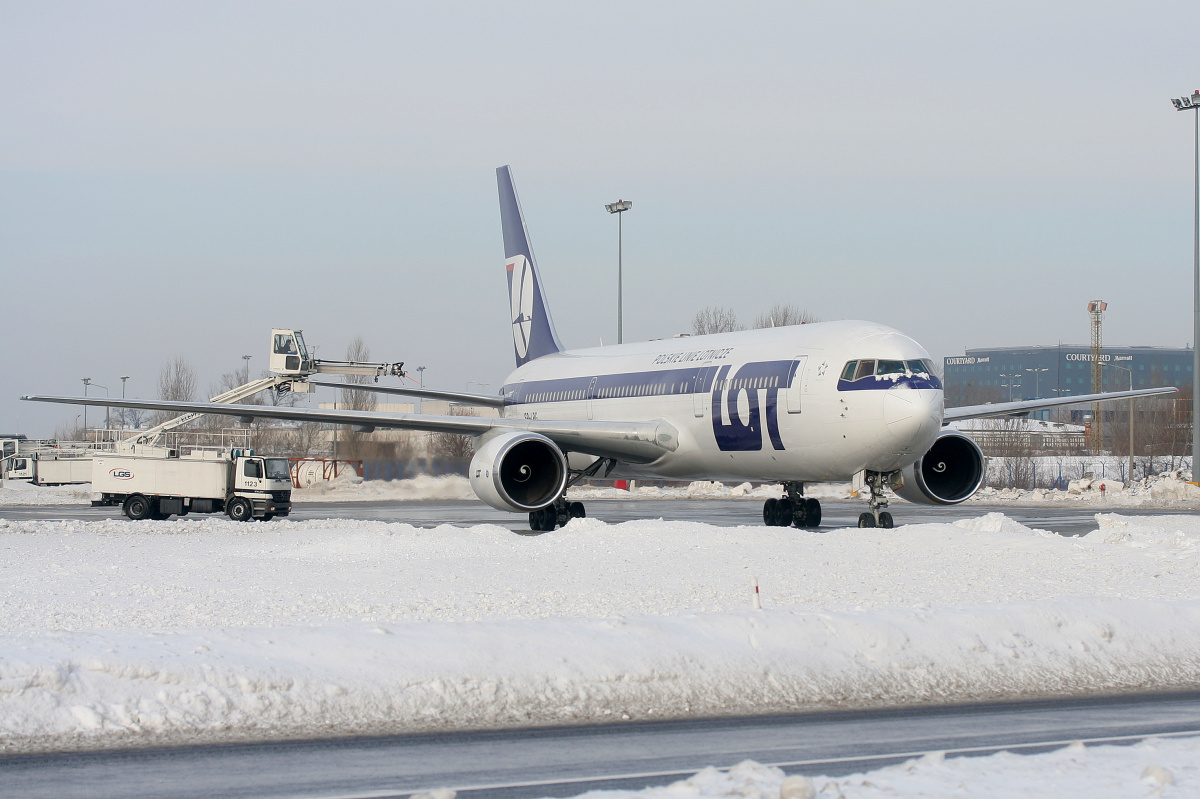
top-left (691, 303), bottom-right (819, 335)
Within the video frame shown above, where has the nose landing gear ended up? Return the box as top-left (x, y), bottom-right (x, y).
top-left (857, 470), bottom-right (895, 528)
top-left (763, 482), bottom-right (822, 528)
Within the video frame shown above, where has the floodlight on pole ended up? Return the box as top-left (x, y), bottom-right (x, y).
top-left (81, 378), bottom-right (91, 433)
top-left (1024, 367), bottom-right (1049, 399)
top-left (120, 375), bottom-right (131, 429)
top-left (605, 199), bottom-right (632, 344)
top-left (999, 373), bottom-right (1022, 402)
top-left (1173, 89), bottom-right (1200, 474)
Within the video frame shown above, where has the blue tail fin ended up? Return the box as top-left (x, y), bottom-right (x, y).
top-left (497, 165), bottom-right (564, 367)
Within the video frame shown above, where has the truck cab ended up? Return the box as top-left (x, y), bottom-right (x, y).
top-left (5, 456), bottom-right (32, 481)
top-left (229, 455), bottom-right (293, 521)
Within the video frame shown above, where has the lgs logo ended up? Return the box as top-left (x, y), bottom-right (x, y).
top-left (110, 469), bottom-right (134, 480)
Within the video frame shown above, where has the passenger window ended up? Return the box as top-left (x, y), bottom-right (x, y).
top-left (243, 460), bottom-right (262, 479)
top-left (854, 360), bottom-right (876, 381)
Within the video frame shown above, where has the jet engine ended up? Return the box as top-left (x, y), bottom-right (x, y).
top-left (468, 431), bottom-right (569, 512)
top-left (893, 430), bottom-right (986, 505)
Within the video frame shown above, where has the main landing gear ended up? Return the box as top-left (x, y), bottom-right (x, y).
top-left (527, 457), bottom-right (616, 533)
top-left (529, 500), bottom-right (585, 532)
top-left (857, 470), bottom-right (894, 529)
top-left (763, 482), bottom-right (822, 528)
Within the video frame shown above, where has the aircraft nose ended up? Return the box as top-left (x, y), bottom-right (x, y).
top-left (884, 387), bottom-right (942, 444)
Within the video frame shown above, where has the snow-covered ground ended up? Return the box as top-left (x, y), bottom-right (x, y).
top-left (6, 467), bottom-right (1200, 509)
top-left (3, 511), bottom-right (1200, 756)
top-left (570, 738), bottom-right (1198, 799)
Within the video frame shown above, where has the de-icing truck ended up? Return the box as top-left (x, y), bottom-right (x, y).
top-left (91, 447), bottom-right (293, 521)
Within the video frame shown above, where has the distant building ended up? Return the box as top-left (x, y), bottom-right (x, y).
top-left (943, 345), bottom-right (1193, 408)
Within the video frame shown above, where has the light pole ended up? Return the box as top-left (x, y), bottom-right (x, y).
top-left (242, 355), bottom-right (252, 384)
top-left (1000, 373), bottom-right (1022, 402)
top-left (119, 375), bottom-right (130, 430)
top-left (415, 366), bottom-right (426, 412)
top-left (605, 199), bottom-right (632, 344)
top-left (81, 377), bottom-right (91, 435)
top-left (1172, 89), bottom-right (1200, 473)
top-left (1024, 367), bottom-right (1048, 398)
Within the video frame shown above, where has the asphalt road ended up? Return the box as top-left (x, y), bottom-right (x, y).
top-left (3, 497), bottom-right (1196, 536)
top-left (3, 693), bottom-right (1200, 799)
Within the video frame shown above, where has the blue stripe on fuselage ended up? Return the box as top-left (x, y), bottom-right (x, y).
top-left (501, 366), bottom-right (711, 405)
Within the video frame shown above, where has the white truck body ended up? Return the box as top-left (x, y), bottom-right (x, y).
top-left (91, 448), bottom-right (293, 521)
top-left (4, 451), bottom-right (94, 485)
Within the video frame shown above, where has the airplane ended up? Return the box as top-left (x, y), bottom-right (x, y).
top-left (24, 166), bottom-right (1177, 531)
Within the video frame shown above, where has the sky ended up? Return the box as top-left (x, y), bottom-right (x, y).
top-left (2, 1), bottom-right (1199, 436)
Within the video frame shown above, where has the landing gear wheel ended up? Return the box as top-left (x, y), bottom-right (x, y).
top-left (529, 507), bottom-right (555, 532)
top-left (858, 512), bottom-right (876, 528)
top-left (763, 498), bottom-right (778, 526)
top-left (123, 494), bottom-right (151, 521)
top-left (568, 501), bottom-right (586, 519)
top-left (227, 497), bottom-right (253, 522)
top-left (878, 511), bottom-right (894, 529)
top-left (803, 498), bottom-right (822, 528)
top-left (774, 498), bottom-right (794, 527)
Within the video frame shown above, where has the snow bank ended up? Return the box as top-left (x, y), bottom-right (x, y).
top-left (3, 512), bottom-right (1200, 752)
top-left (5, 598), bottom-right (1200, 753)
top-left (0, 480), bottom-right (91, 506)
top-left (970, 468), bottom-right (1200, 508)
top-left (568, 737), bottom-right (1200, 799)
top-left (292, 472), bottom-right (476, 502)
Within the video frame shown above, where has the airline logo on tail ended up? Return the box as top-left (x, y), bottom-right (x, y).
top-left (497, 165), bottom-right (564, 367)
top-left (507, 255), bottom-right (535, 359)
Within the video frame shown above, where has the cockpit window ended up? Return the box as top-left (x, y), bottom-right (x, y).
top-left (842, 358), bottom-right (939, 383)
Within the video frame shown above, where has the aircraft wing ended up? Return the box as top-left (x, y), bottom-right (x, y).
top-left (306, 380), bottom-right (506, 409)
top-left (21, 395), bottom-right (675, 463)
top-left (943, 386), bottom-right (1178, 423)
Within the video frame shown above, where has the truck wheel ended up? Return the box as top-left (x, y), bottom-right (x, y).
top-left (227, 497), bottom-right (253, 522)
top-left (261, 514), bottom-right (274, 521)
top-left (123, 495), bottom-right (152, 521)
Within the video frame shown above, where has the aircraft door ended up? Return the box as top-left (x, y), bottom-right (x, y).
top-left (693, 365), bottom-right (713, 417)
top-left (586, 377), bottom-right (598, 420)
top-left (785, 356), bottom-right (808, 413)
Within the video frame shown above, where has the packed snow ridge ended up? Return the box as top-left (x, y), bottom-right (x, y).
top-left (550, 738), bottom-right (1199, 799)
top-left (4, 511), bottom-right (1200, 753)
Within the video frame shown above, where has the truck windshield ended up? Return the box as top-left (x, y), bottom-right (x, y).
top-left (264, 458), bottom-right (291, 481)
top-left (293, 331), bottom-right (309, 359)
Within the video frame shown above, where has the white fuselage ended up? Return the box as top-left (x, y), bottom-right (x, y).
top-left (498, 320), bottom-right (945, 482)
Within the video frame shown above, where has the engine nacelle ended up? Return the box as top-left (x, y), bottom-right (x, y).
top-left (893, 430), bottom-right (986, 505)
top-left (468, 431), bottom-right (568, 513)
